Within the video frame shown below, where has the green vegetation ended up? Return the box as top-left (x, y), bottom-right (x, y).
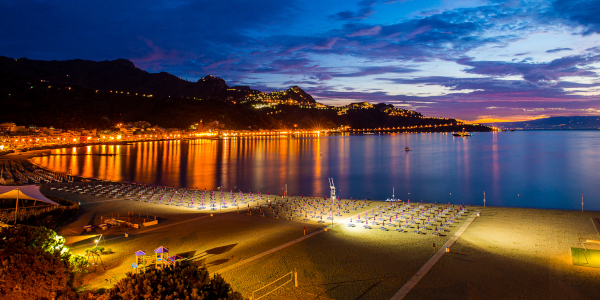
top-left (0, 225), bottom-right (243, 299)
top-left (0, 225), bottom-right (88, 299)
top-left (83, 262), bottom-right (244, 300)
top-left (84, 246), bottom-right (113, 256)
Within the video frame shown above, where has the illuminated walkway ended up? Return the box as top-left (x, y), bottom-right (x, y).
top-left (390, 212), bottom-right (478, 300)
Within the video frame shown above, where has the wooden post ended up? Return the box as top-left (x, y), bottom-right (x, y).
top-left (14, 189), bottom-right (19, 225)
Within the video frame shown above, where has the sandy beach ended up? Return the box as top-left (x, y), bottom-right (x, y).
top-left (40, 187), bottom-right (471, 298)
top-left (40, 187), bottom-right (600, 300)
top-left (404, 207), bottom-right (600, 299)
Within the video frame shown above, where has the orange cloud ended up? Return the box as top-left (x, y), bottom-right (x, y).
top-left (469, 115), bottom-right (550, 123)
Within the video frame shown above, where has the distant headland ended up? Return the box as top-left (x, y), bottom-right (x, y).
top-left (0, 56), bottom-right (492, 132)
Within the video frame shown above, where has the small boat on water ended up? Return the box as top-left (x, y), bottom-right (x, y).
top-left (363, 132), bottom-right (375, 135)
top-left (452, 128), bottom-right (472, 137)
top-left (405, 135), bottom-right (410, 151)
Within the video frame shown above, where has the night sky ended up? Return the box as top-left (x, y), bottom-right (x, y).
top-left (2, 0), bottom-right (600, 122)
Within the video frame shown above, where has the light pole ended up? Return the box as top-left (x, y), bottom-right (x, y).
top-left (331, 206), bottom-right (334, 228)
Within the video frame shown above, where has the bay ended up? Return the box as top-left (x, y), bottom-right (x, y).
top-left (32, 131), bottom-right (600, 211)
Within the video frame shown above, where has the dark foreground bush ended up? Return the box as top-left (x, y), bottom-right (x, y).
top-left (0, 225), bottom-right (88, 300)
top-left (91, 262), bottom-right (244, 300)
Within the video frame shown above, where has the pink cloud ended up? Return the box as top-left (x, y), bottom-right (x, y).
top-left (205, 57), bottom-right (240, 70)
top-left (347, 26), bottom-right (382, 37)
top-left (405, 25), bottom-right (432, 40)
top-left (312, 37), bottom-right (339, 50)
top-left (131, 37), bottom-right (190, 71)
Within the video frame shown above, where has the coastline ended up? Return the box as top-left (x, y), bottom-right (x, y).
top-left (46, 189), bottom-right (600, 299)
top-left (4, 143), bottom-right (599, 298)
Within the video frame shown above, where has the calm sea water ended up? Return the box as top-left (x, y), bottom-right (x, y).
top-left (32, 131), bottom-right (600, 211)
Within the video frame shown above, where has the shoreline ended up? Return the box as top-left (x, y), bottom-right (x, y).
top-left (6, 152), bottom-right (599, 298)
top-left (2, 139), bottom-right (599, 212)
top-left (49, 189), bottom-right (476, 295)
top-left (48, 189), bottom-right (600, 299)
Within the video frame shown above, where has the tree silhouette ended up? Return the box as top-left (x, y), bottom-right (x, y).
top-left (96, 262), bottom-right (244, 300)
top-left (0, 225), bottom-right (87, 299)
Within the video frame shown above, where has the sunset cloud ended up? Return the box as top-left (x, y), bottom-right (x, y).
top-left (2, 0), bottom-right (600, 120)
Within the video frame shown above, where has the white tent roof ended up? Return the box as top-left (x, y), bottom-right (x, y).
top-left (0, 185), bottom-right (59, 205)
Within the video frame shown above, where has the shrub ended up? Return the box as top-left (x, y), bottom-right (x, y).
top-left (94, 262), bottom-right (244, 300)
top-left (0, 225), bottom-right (89, 299)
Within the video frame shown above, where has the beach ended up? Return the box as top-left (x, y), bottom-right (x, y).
top-left (404, 207), bottom-right (600, 299)
top-left (39, 186), bottom-right (600, 299)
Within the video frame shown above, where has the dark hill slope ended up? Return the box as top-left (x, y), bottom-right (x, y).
top-left (0, 77), bottom-right (276, 129)
top-left (0, 56), bottom-right (247, 100)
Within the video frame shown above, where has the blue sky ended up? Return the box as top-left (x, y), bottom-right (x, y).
top-left (2, 0), bottom-right (600, 122)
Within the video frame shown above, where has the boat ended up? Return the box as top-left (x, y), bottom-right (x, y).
top-left (452, 128), bottom-right (472, 137)
top-left (363, 132), bottom-right (375, 135)
top-left (405, 135), bottom-right (410, 151)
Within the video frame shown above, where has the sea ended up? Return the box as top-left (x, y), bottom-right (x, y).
top-left (32, 131), bottom-right (600, 211)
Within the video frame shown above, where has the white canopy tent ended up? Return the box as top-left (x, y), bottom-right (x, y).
top-left (0, 185), bottom-right (59, 205)
top-left (0, 185), bottom-right (60, 225)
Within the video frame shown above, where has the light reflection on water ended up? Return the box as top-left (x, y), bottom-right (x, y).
top-left (32, 131), bottom-right (600, 211)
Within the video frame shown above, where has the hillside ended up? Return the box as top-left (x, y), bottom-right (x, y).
top-left (0, 56), bottom-right (252, 101)
top-left (0, 56), bottom-right (492, 132)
